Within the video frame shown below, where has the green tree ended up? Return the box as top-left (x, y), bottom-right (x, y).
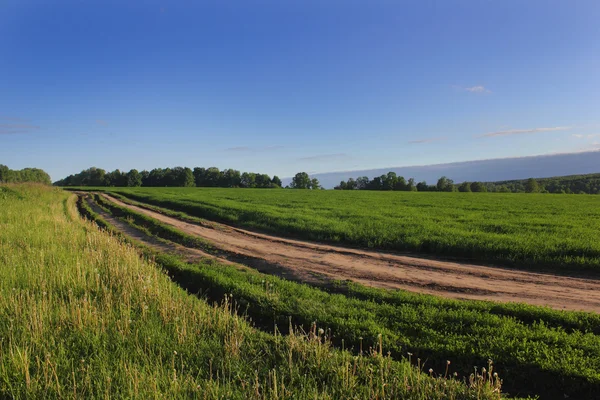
top-left (525, 178), bottom-right (540, 193)
top-left (126, 169), bottom-right (143, 187)
top-left (458, 182), bottom-right (472, 192)
top-left (436, 176), bottom-right (455, 192)
top-left (470, 182), bottom-right (487, 192)
top-left (290, 172), bottom-right (312, 189)
top-left (271, 175), bottom-right (282, 188)
top-left (310, 178), bottom-right (321, 190)
top-left (408, 178), bottom-right (417, 191)
top-left (356, 176), bottom-right (369, 190)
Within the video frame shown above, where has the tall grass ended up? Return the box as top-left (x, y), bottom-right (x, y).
top-left (96, 187), bottom-right (600, 273)
top-left (0, 184), bottom-right (504, 399)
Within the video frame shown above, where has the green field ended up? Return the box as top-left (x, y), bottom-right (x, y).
top-left (98, 187), bottom-right (600, 273)
top-left (0, 184), bottom-right (509, 399)
top-left (78, 189), bottom-right (600, 399)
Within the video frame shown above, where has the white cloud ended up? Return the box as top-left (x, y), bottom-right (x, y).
top-left (408, 137), bottom-right (446, 144)
top-left (454, 85), bottom-right (492, 94)
top-left (571, 133), bottom-right (600, 139)
top-left (481, 126), bottom-right (571, 138)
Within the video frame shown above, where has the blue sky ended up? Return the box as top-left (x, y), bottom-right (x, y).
top-left (1, 0), bottom-right (599, 181)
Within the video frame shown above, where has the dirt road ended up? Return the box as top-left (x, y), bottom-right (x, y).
top-left (99, 193), bottom-right (600, 312)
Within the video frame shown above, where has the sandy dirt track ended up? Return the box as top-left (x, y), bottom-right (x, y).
top-left (97, 193), bottom-right (600, 312)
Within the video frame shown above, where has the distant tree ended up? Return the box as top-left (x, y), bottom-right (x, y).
top-left (241, 172), bottom-right (256, 188)
top-left (436, 176), bottom-right (455, 192)
top-left (255, 173), bottom-right (272, 188)
top-left (416, 181), bottom-right (428, 192)
top-left (290, 172), bottom-right (312, 189)
top-left (458, 182), bottom-right (472, 192)
top-left (193, 167), bottom-right (207, 187)
top-left (126, 169), bottom-right (143, 187)
top-left (0, 164), bottom-right (9, 183)
top-left (335, 181), bottom-right (347, 190)
top-left (346, 177), bottom-right (357, 190)
top-left (470, 181), bottom-right (487, 192)
top-left (310, 178), bottom-right (321, 190)
top-left (105, 169), bottom-right (127, 187)
top-left (140, 170), bottom-right (150, 186)
top-left (496, 185), bottom-right (511, 193)
top-left (271, 175), bottom-right (282, 188)
top-left (220, 169), bottom-right (242, 187)
top-left (205, 167), bottom-right (222, 187)
top-left (407, 178), bottom-right (417, 191)
top-left (182, 167), bottom-right (195, 187)
top-left (383, 172), bottom-right (397, 191)
top-left (525, 178), bottom-right (540, 193)
top-left (356, 176), bottom-right (369, 190)
top-left (395, 176), bottom-right (407, 191)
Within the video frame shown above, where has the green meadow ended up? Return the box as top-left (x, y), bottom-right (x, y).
top-left (100, 187), bottom-right (600, 273)
top-left (0, 184), bottom-right (504, 399)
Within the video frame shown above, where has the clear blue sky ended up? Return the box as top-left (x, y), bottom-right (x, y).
top-left (1, 0), bottom-right (599, 181)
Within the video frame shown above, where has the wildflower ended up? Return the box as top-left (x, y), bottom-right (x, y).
top-left (493, 372), bottom-right (498, 378)
top-left (428, 368), bottom-right (433, 374)
top-left (407, 352), bottom-right (412, 356)
top-left (173, 350), bottom-right (177, 355)
top-left (447, 360), bottom-right (451, 365)
top-left (318, 328), bottom-right (324, 335)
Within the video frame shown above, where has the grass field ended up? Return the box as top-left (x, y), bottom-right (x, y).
top-left (84, 190), bottom-right (600, 399)
top-left (96, 187), bottom-right (600, 273)
top-left (0, 184), bottom-right (506, 399)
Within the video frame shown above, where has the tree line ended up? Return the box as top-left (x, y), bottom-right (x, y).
top-left (0, 164), bottom-right (51, 185)
top-left (54, 167), bottom-right (285, 188)
top-left (335, 172), bottom-right (600, 194)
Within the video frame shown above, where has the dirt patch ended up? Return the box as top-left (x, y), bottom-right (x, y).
top-left (100, 193), bottom-right (600, 313)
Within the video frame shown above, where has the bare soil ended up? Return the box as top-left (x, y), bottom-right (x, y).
top-left (98, 193), bottom-right (600, 313)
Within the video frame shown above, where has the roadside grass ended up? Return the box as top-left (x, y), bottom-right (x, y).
top-left (87, 192), bottom-right (600, 399)
top-left (0, 184), bottom-right (506, 399)
top-left (82, 187), bottom-right (600, 274)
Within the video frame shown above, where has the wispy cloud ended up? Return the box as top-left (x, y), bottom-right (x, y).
top-left (96, 119), bottom-right (108, 126)
top-left (225, 146), bottom-right (252, 152)
top-left (298, 153), bottom-right (349, 161)
top-left (224, 145), bottom-right (285, 152)
top-left (408, 137), bottom-right (446, 144)
top-left (480, 126), bottom-right (571, 138)
top-left (572, 133), bottom-right (600, 139)
top-left (0, 124), bottom-right (40, 135)
top-left (0, 116), bottom-right (28, 122)
top-left (454, 85), bottom-right (492, 94)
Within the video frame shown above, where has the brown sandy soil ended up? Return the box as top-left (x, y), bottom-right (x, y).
top-left (98, 192), bottom-right (600, 313)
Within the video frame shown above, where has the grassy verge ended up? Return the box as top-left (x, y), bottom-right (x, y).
top-left (1, 184), bottom-right (508, 399)
top-left (89, 192), bottom-right (600, 399)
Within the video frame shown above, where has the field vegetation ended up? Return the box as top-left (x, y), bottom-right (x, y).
top-left (0, 164), bottom-right (51, 185)
top-left (78, 191), bottom-right (600, 399)
top-left (91, 187), bottom-right (600, 274)
top-left (0, 184), bottom-right (507, 399)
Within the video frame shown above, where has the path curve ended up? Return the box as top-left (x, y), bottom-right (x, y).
top-left (101, 193), bottom-right (600, 313)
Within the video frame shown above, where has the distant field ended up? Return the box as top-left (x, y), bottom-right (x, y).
top-left (96, 187), bottom-right (600, 273)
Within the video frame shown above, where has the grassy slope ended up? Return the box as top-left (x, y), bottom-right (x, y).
top-left (90, 191), bottom-right (600, 399)
top-left (0, 184), bottom-right (503, 399)
top-left (97, 187), bottom-right (600, 273)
